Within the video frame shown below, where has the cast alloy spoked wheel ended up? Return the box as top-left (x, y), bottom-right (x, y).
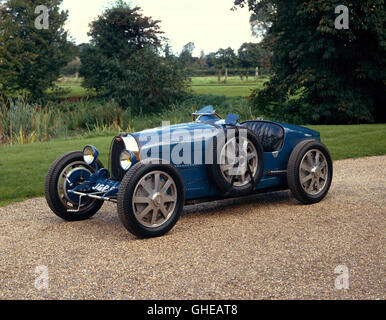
top-left (132, 171), bottom-right (177, 228)
top-left (57, 161), bottom-right (94, 210)
top-left (299, 149), bottom-right (329, 195)
top-left (219, 137), bottom-right (258, 187)
top-left (117, 162), bottom-right (185, 238)
top-left (287, 140), bottom-right (333, 204)
top-left (45, 151), bottom-right (104, 221)
top-left (208, 128), bottom-right (264, 195)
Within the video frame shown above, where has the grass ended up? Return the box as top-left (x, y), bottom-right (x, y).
top-left (307, 124), bottom-right (386, 160)
top-left (53, 76), bottom-right (268, 98)
top-left (0, 124), bottom-right (385, 207)
top-left (0, 135), bottom-right (112, 207)
top-left (190, 86), bottom-right (257, 97)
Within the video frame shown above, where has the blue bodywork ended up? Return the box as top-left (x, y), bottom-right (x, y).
top-left (66, 106), bottom-right (320, 204)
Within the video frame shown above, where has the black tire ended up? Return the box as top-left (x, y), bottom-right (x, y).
top-left (45, 151), bottom-right (104, 221)
top-left (117, 161), bottom-right (185, 238)
top-left (287, 140), bottom-right (333, 204)
top-left (208, 128), bottom-right (265, 195)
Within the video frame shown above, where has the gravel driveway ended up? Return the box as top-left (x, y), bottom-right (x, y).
top-left (0, 156), bottom-right (384, 300)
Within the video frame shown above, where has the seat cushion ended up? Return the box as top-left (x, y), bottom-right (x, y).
top-left (241, 121), bottom-right (284, 152)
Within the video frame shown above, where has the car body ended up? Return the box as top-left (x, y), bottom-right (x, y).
top-left (45, 106), bottom-right (333, 238)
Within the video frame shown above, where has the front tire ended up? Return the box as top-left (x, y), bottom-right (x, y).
top-left (45, 151), bottom-right (104, 221)
top-left (287, 140), bottom-right (333, 204)
top-left (117, 162), bottom-right (185, 238)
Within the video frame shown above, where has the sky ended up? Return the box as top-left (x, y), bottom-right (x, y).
top-left (60, 0), bottom-right (257, 56)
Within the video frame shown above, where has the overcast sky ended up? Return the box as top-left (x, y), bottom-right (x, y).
top-left (61, 0), bottom-right (257, 56)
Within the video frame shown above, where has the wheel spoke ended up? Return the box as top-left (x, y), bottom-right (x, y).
top-left (240, 140), bottom-right (248, 158)
top-left (306, 154), bottom-right (313, 167)
top-left (159, 204), bottom-right (169, 218)
top-left (154, 173), bottom-right (160, 192)
top-left (301, 174), bottom-right (313, 184)
top-left (315, 178), bottom-right (321, 190)
top-left (151, 209), bottom-right (158, 225)
top-left (160, 179), bottom-right (172, 194)
top-left (163, 195), bottom-right (176, 203)
top-left (301, 162), bottom-right (312, 172)
top-left (225, 145), bottom-right (236, 163)
top-left (306, 179), bottom-right (315, 193)
top-left (316, 151), bottom-right (322, 166)
top-left (247, 152), bottom-right (257, 161)
top-left (221, 163), bottom-right (234, 173)
top-left (133, 196), bottom-right (151, 204)
top-left (140, 180), bottom-right (153, 196)
top-left (319, 161), bottom-right (327, 169)
top-left (137, 205), bottom-right (153, 220)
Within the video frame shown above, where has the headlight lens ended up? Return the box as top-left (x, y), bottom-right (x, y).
top-left (120, 150), bottom-right (136, 171)
top-left (83, 145), bottom-right (98, 165)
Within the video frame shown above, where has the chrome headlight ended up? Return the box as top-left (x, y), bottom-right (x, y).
top-left (120, 150), bottom-right (136, 171)
top-left (83, 145), bottom-right (99, 165)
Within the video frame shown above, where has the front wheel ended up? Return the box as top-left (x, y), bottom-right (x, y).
top-left (45, 151), bottom-right (104, 221)
top-left (117, 162), bottom-right (185, 238)
top-left (287, 140), bottom-right (333, 204)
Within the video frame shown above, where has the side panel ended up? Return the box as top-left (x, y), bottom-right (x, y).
top-left (181, 122), bottom-right (321, 200)
top-left (133, 121), bottom-right (320, 201)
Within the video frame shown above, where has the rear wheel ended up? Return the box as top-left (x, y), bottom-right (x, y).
top-left (45, 151), bottom-right (104, 221)
top-left (287, 140), bottom-right (333, 204)
top-left (208, 128), bottom-right (264, 195)
top-left (117, 162), bottom-right (185, 238)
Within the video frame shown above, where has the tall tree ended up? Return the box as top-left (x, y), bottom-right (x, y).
top-left (198, 50), bottom-right (206, 68)
top-left (179, 42), bottom-right (195, 66)
top-left (238, 42), bottom-right (271, 73)
top-left (80, 1), bottom-right (188, 112)
top-left (205, 52), bottom-right (217, 68)
top-left (235, 0), bottom-right (386, 124)
top-left (215, 47), bottom-right (237, 82)
top-left (0, 0), bottom-right (74, 99)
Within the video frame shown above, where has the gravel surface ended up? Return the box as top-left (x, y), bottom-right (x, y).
top-left (0, 156), bottom-right (385, 300)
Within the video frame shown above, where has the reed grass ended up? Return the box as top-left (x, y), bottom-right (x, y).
top-left (0, 95), bottom-right (254, 145)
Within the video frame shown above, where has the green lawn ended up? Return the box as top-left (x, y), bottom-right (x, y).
top-left (0, 124), bottom-right (385, 207)
top-left (190, 85), bottom-right (257, 97)
top-left (53, 76), bottom-right (267, 98)
top-left (189, 76), bottom-right (266, 97)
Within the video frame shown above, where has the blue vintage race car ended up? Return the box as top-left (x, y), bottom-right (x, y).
top-left (45, 106), bottom-right (333, 238)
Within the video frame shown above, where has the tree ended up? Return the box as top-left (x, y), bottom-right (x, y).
top-left (205, 52), bottom-right (217, 68)
top-left (215, 47), bottom-right (237, 82)
top-left (61, 57), bottom-right (81, 77)
top-left (238, 42), bottom-right (271, 74)
top-left (179, 42), bottom-right (195, 66)
top-left (80, 1), bottom-right (188, 112)
top-left (198, 50), bottom-right (206, 68)
top-left (0, 0), bottom-right (74, 99)
top-left (235, 0), bottom-right (386, 124)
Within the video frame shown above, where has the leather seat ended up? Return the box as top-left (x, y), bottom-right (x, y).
top-left (241, 121), bottom-right (284, 152)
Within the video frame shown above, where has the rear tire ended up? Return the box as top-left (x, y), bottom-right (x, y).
top-left (208, 128), bottom-right (264, 195)
top-left (117, 162), bottom-right (185, 238)
top-left (287, 140), bottom-right (333, 204)
top-left (45, 151), bottom-right (104, 221)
